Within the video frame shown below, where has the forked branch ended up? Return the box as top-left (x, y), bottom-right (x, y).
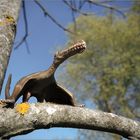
top-left (34, 0), bottom-right (75, 34)
top-left (15, 0), bottom-right (126, 50)
top-left (63, 0), bottom-right (93, 16)
top-left (88, 0), bottom-right (126, 18)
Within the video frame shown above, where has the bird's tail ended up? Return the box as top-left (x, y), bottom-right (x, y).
top-left (5, 74), bottom-right (12, 99)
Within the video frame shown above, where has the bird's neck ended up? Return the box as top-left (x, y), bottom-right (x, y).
top-left (47, 62), bottom-right (59, 76)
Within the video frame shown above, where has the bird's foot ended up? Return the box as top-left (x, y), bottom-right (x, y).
top-left (0, 99), bottom-right (15, 108)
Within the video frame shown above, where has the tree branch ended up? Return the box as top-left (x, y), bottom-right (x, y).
top-left (14, 0), bottom-right (30, 53)
top-left (78, 0), bottom-right (87, 10)
top-left (63, 0), bottom-right (93, 16)
top-left (0, 0), bottom-right (22, 93)
top-left (34, 0), bottom-right (75, 34)
top-left (0, 103), bottom-right (139, 139)
top-left (88, 0), bottom-right (126, 18)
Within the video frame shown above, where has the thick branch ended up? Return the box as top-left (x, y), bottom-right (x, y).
top-left (0, 103), bottom-right (139, 139)
top-left (0, 0), bottom-right (22, 93)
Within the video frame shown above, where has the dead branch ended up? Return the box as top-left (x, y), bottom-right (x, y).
top-left (100, 0), bottom-right (113, 3)
top-left (0, 103), bottom-right (139, 139)
top-left (34, 0), bottom-right (75, 34)
top-left (78, 0), bottom-right (87, 9)
top-left (63, 0), bottom-right (93, 16)
top-left (70, 0), bottom-right (77, 33)
top-left (88, 0), bottom-right (126, 18)
top-left (15, 0), bottom-right (126, 51)
top-left (14, 1), bottom-right (30, 53)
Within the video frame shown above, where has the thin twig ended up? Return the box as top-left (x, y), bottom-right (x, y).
top-left (100, 0), bottom-right (113, 3)
top-left (14, 0), bottom-right (30, 53)
top-left (25, 40), bottom-right (30, 54)
top-left (88, 0), bottom-right (126, 18)
top-left (34, 0), bottom-right (75, 34)
top-left (70, 0), bottom-right (77, 33)
top-left (63, 0), bottom-right (93, 16)
top-left (78, 0), bottom-right (87, 10)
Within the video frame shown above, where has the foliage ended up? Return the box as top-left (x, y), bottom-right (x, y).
top-left (131, 1), bottom-right (140, 14)
top-left (63, 10), bottom-right (140, 139)
top-left (64, 8), bottom-right (140, 120)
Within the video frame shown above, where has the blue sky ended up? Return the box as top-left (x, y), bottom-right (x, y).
top-left (1, 0), bottom-right (132, 139)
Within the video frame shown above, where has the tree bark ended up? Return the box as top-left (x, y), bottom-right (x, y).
top-left (0, 103), bottom-right (139, 139)
top-left (0, 0), bottom-right (22, 93)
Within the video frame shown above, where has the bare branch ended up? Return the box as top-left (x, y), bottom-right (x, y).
top-left (78, 0), bottom-right (87, 10)
top-left (0, 103), bottom-right (140, 139)
top-left (100, 0), bottom-right (113, 3)
top-left (63, 0), bottom-right (93, 16)
top-left (34, 0), bottom-right (75, 35)
top-left (70, 0), bottom-right (77, 32)
top-left (88, 0), bottom-right (126, 18)
top-left (25, 39), bottom-right (30, 54)
top-left (14, 1), bottom-right (30, 53)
